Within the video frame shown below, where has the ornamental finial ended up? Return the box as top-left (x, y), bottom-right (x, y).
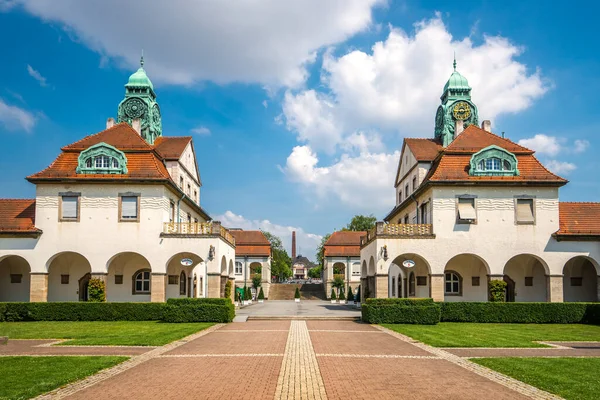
top-left (453, 52), bottom-right (456, 71)
top-left (140, 49), bottom-right (144, 68)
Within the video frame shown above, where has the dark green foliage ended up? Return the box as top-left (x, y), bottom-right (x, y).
top-left (252, 274), bottom-right (262, 289)
top-left (355, 286), bottom-right (361, 303)
top-left (345, 214), bottom-right (377, 232)
top-left (258, 287), bottom-right (265, 300)
top-left (338, 288), bottom-right (346, 300)
top-left (224, 280), bottom-right (232, 300)
top-left (365, 298), bottom-right (434, 305)
top-left (87, 278), bottom-right (106, 302)
top-left (294, 287), bottom-right (300, 299)
top-left (362, 304), bottom-right (440, 324)
top-left (244, 286), bottom-right (252, 301)
top-left (308, 266), bottom-right (322, 279)
top-left (0, 302), bottom-right (165, 322)
top-left (161, 303), bottom-right (234, 323)
top-left (330, 288), bottom-right (337, 300)
top-left (488, 280), bottom-right (507, 302)
top-left (166, 298), bottom-right (231, 305)
top-left (347, 286), bottom-right (354, 301)
top-left (439, 302), bottom-right (600, 324)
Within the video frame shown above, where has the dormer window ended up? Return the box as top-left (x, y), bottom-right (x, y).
top-left (470, 145), bottom-right (519, 177)
top-left (76, 142), bottom-right (128, 175)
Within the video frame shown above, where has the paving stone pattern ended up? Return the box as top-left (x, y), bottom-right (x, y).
top-left (29, 320), bottom-right (565, 400)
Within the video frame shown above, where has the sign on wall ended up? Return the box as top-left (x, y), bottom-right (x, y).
top-left (402, 260), bottom-right (416, 268)
top-left (180, 258), bottom-right (193, 266)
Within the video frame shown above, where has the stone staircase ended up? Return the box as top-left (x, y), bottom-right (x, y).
top-left (268, 283), bottom-right (326, 300)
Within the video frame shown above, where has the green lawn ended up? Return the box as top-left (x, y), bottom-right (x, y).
top-left (0, 321), bottom-right (213, 346)
top-left (0, 356), bottom-right (127, 400)
top-left (383, 322), bottom-right (600, 347)
top-left (474, 357), bottom-right (600, 400)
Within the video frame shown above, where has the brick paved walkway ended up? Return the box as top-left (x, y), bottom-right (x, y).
top-left (33, 320), bottom-right (563, 400)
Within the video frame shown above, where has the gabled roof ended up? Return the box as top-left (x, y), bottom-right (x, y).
top-left (292, 256), bottom-right (316, 268)
top-left (445, 125), bottom-right (533, 154)
top-left (62, 123), bottom-right (152, 151)
top-left (555, 202), bottom-right (600, 239)
top-left (404, 138), bottom-right (443, 161)
top-left (230, 230), bottom-right (271, 257)
top-left (324, 231), bottom-right (365, 257)
top-left (0, 199), bottom-right (41, 235)
top-left (154, 136), bottom-right (192, 159)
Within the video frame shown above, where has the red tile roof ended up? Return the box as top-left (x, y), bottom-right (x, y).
top-left (323, 231), bottom-right (365, 257)
top-left (0, 199), bottom-right (40, 234)
top-left (154, 136), bottom-right (192, 159)
top-left (62, 123), bottom-right (152, 151)
top-left (556, 202), bottom-right (600, 238)
top-left (405, 138), bottom-right (443, 161)
top-left (445, 125), bottom-right (533, 154)
top-left (230, 230), bottom-right (271, 257)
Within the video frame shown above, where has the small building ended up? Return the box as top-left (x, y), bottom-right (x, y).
top-left (291, 256), bottom-right (315, 280)
top-left (323, 231), bottom-right (364, 298)
top-left (229, 230), bottom-right (271, 298)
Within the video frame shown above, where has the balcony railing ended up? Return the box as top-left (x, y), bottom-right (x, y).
top-left (162, 222), bottom-right (235, 246)
top-left (360, 223), bottom-right (434, 246)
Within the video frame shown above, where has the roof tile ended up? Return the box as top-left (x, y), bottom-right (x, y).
top-left (324, 231), bottom-right (365, 257)
top-left (405, 138), bottom-right (443, 161)
top-left (154, 136), bottom-right (192, 159)
top-left (0, 199), bottom-right (40, 233)
top-left (557, 202), bottom-right (600, 236)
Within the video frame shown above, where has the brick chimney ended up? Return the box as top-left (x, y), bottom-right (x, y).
top-left (132, 118), bottom-right (141, 135)
top-left (481, 120), bottom-right (492, 132)
top-left (292, 231), bottom-right (296, 259)
top-left (106, 117), bottom-right (115, 129)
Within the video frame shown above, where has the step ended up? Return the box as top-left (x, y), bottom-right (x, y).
top-left (248, 316), bottom-right (361, 321)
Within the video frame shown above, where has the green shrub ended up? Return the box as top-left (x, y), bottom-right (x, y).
top-left (166, 298), bottom-right (231, 305)
top-left (440, 302), bottom-right (594, 324)
top-left (488, 280), bottom-right (507, 302)
top-left (258, 287), bottom-right (265, 300)
top-left (338, 288), bottom-right (346, 301)
top-left (161, 303), bottom-right (234, 323)
top-left (224, 280), bottom-right (232, 300)
top-left (347, 286), bottom-right (354, 301)
top-left (245, 287), bottom-right (252, 301)
top-left (252, 275), bottom-right (262, 289)
top-left (362, 304), bottom-right (440, 324)
top-left (294, 287), bottom-right (300, 299)
top-left (330, 288), bottom-right (337, 300)
top-left (355, 286), bottom-right (361, 303)
top-left (365, 298), bottom-right (434, 305)
top-left (87, 278), bottom-right (106, 302)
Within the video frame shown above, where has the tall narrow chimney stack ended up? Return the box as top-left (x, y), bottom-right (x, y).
top-left (481, 120), bottom-right (492, 132)
top-left (132, 118), bottom-right (141, 135)
top-left (106, 117), bottom-right (115, 129)
top-left (292, 231), bottom-right (296, 259)
top-left (454, 120), bottom-right (464, 138)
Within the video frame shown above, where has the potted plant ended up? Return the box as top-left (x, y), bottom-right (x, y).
top-left (258, 287), bottom-right (265, 303)
top-left (347, 286), bottom-right (354, 305)
top-left (355, 286), bottom-right (361, 308)
top-left (294, 287), bottom-right (301, 302)
top-left (246, 287), bottom-right (253, 304)
top-left (338, 287), bottom-right (346, 304)
top-left (234, 290), bottom-right (240, 307)
top-left (330, 288), bottom-right (337, 303)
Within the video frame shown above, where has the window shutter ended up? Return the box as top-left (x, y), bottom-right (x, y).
top-left (62, 196), bottom-right (78, 219)
top-left (121, 196), bottom-right (138, 219)
top-left (516, 199), bottom-right (534, 222)
top-left (457, 198), bottom-right (476, 220)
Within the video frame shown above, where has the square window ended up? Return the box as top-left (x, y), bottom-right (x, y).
top-left (61, 274), bottom-right (69, 284)
top-left (525, 277), bottom-right (533, 286)
top-left (570, 277), bottom-right (583, 286)
top-left (457, 197), bottom-right (476, 223)
top-left (120, 196), bottom-right (139, 221)
top-left (168, 275), bottom-right (178, 285)
top-left (61, 196), bottom-right (79, 220)
top-left (416, 276), bottom-right (427, 286)
top-left (471, 276), bottom-right (480, 286)
top-left (516, 198), bottom-right (535, 224)
top-left (115, 275), bottom-right (123, 284)
top-left (10, 274), bottom-right (22, 284)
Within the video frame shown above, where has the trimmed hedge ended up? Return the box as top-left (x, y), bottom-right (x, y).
top-left (162, 303), bottom-right (235, 323)
top-left (365, 298), bottom-right (434, 305)
top-left (0, 302), bottom-right (165, 322)
top-left (362, 304), bottom-right (440, 324)
top-left (440, 302), bottom-right (600, 324)
top-left (166, 298), bottom-right (231, 306)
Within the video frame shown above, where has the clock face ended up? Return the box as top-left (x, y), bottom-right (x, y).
top-left (124, 98), bottom-right (146, 119)
top-left (152, 104), bottom-right (161, 125)
top-left (435, 106), bottom-right (444, 127)
top-left (452, 101), bottom-right (471, 121)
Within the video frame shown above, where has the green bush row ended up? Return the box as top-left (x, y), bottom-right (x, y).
top-left (440, 302), bottom-right (600, 324)
top-left (364, 298), bottom-right (434, 306)
top-left (362, 304), bottom-right (440, 324)
top-left (166, 298), bottom-right (231, 306)
top-left (162, 303), bottom-right (235, 323)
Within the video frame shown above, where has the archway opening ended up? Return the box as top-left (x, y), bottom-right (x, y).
top-left (503, 254), bottom-right (548, 302)
top-left (106, 252), bottom-right (152, 302)
top-left (443, 254), bottom-right (490, 302)
top-left (390, 254), bottom-right (431, 298)
top-left (0, 255), bottom-right (31, 302)
top-left (47, 252), bottom-right (92, 302)
top-left (333, 262), bottom-right (346, 281)
top-left (563, 256), bottom-right (599, 302)
top-left (166, 252), bottom-right (202, 300)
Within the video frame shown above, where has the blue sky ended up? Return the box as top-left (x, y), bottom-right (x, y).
top-left (0, 0), bottom-right (598, 258)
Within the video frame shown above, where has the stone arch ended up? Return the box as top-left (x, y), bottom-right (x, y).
top-left (368, 256), bottom-right (376, 276)
top-left (563, 256), bottom-right (599, 302)
top-left (361, 260), bottom-right (367, 276)
top-left (444, 253), bottom-right (490, 302)
top-left (503, 254), bottom-right (548, 302)
top-left (228, 260), bottom-right (234, 276)
top-left (106, 252), bottom-right (152, 302)
top-left (220, 256), bottom-right (227, 275)
top-left (388, 263), bottom-right (406, 298)
top-left (46, 252), bottom-right (92, 302)
top-left (389, 253), bottom-right (431, 298)
top-left (166, 252), bottom-right (202, 300)
top-left (0, 255), bottom-right (31, 302)
top-left (333, 262), bottom-right (346, 279)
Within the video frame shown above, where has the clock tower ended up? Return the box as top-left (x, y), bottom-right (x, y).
top-left (434, 58), bottom-right (479, 147)
top-left (117, 56), bottom-right (162, 144)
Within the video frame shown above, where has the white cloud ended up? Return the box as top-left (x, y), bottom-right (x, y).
top-left (518, 134), bottom-right (561, 156)
top-left (262, 100), bottom-right (268, 109)
top-left (215, 210), bottom-right (322, 260)
top-left (0, 99), bottom-right (36, 132)
top-left (283, 145), bottom-right (399, 211)
top-left (190, 126), bottom-right (211, 136)
top-left (574, 139), bottom-right (590, 153)
top-left (11, 0), bottom-right (383, 87)
top-left (26, 64), bottom-right (47, 87)
top-left (282, 15), bottom-right (549, 152)
top-left (545, 160), bottom-right (576, 175)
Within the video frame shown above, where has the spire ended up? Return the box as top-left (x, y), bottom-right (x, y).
top-left (453, 52), bottom-right (457, 71)
top-left (140, 50), bottom-right (144, 68)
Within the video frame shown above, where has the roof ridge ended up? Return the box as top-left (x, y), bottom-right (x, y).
top-left (530, 154), bottom-right (567, 182)
top-left (62, 122), bottom-right (152, 151)
top-left (27, 152), bottom-right (63, 179)
top-left (560, 201), bottom-right (600, 205)
top-left (0, 198), bottom-right (35, 202)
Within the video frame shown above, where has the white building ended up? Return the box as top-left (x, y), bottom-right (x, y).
top-left (0, 60), bottom-right (237, 303)
top-left (229, 230), bottom-right (271, 298)
top-left (360, 62), bottom-right (600, 302)
top-left (323, 231), bottom-right (364, 298)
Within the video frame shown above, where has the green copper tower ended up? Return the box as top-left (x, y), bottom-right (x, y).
top-left (434, 57), bottom-right (479, 147)
top-left (117, 55), bottom-right (162, 144)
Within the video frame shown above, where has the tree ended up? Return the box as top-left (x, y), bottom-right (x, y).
top-left (262, 230), bottom-right (292, 281)
top-left (347, 286), bottom-right (354, 302)
top-left (332, 276), bottom-right (344, 295)
top-left (252, 274), bottom-right (262, 290)
top-left (338, 287), bottom-right (346, 301)
top-left (294, 287), bottom-right (301, 299)
top-left (308, 266), bottom-right (322, 279)
top-left (258, 287), bottom-right (265, 300)
top-left (315, 233), bottom-right (331, 267)
top-left (355, 286), bottom-right (361, 303)
top-left (88, 278), bottom-right (106, 302)
top-left (330, 288), bottom-right (337, 300)
top-left (224, 280), bottom-right (232, 300)
top-left (344, 215), bottom-right (377, 232)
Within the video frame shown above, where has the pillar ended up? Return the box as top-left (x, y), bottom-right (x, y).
top-left (207, 273), bottom-right (221, 298)
top-left (30, 273), bottom-right (48, 302)
top-left (229, 277), bottom-right (236, 302)
top-left (429, 274), bottom-right (444, 302)
top-left (547, 275), bottom-right (564, 302)
top-left (151, 273), bottom-right (166, 303)
top-left (597, 276), bottom-right (600, 302)
top-left (360, 278), bottom-right (367, 301)
top-left (375, 274), bottom-right (388, 298)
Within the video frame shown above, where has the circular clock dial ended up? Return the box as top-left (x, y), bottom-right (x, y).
top-left (452, 101), bottom-right (471, 121)
top-left (152, 104), bottom-right (161, 125)
top-left (124, 98), bottom-right (145, 119)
